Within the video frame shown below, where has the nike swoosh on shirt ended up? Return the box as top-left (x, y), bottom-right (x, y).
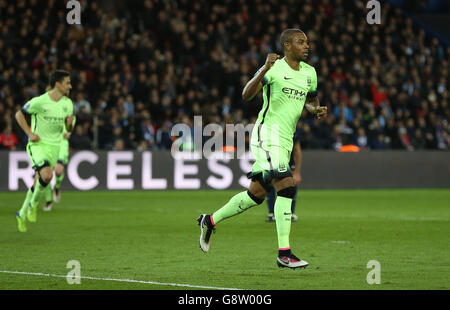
top-left (284, 77), bottom-right (292, 80)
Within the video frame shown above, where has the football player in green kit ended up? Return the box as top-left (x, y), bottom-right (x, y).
top-left (197, 29), bottom-right (327, 269)
top-left (15, 70), bottom-right (74, 232)
top-left (42, 117), bottom-right (75, 211)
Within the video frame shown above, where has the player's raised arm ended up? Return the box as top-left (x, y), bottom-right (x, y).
top-left (15, 109), bottom-right (40, 142)
top-left (242, 53), bottom-right (280, 101)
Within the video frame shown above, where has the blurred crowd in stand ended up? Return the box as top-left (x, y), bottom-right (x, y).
top-left (0, 0), bottom-right (448, 152)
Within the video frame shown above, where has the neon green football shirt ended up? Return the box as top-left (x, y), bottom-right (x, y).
top-left (251, 57), bottom-right (318, 152)
top-left (22, 92), bottom-right (74, 146)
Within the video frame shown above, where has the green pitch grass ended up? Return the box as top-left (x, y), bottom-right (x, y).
top-left (0, 189), bottom-right (448, 290)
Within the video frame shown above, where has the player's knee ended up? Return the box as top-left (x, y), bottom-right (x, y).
top-left (38, 169), bottom-right (53, 184)
top-left (55, 167), bottom-right (63, 176)
top-left (38, 175), bottom-right (51, 187)
top-left (247, 190), bottom-right (265, 205)
top-left (277, 186), bottom-right (297, 199)
top-left (248, 179), bottom-right (268, 201)
top-left (42, 173), bottom-right (52, 183)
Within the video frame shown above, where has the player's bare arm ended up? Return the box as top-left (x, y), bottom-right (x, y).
top-left (242, 53), bottom-right (280, 101)
top-left (305, 96), bottom-right (327, 120)
top-left (15, 110), bottom-right (40, 142)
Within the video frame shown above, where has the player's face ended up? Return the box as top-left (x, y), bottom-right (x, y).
top-left (57, 77), bottom-right (72, 96)
top-left (288, 32), bottom-right (309, 62)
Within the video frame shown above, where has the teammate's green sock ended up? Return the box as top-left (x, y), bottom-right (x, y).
top-left (55, 173), bottom-right (64, 190)
top-left (19, 187), bottom-right (34, 218)
top-left (28, 179), bottom-right (48, 222)
top-left (44, 184), bottom-right (53, 204)
top-left (30, 179), bottom-right (47, 208)
top-left (212, 191), bottom-right (263, 225)
top-left (274, 196), bottom-right (292, 249)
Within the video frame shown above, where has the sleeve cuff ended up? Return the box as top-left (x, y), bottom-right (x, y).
top-left (306, 90), bottom-right (318, 99)
top-left (261, 77), bottom-right (268, 86)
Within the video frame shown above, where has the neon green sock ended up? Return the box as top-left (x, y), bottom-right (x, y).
top-left (55, 173), bottom-right (64, 190)
top-left (19, 188), bottom-right (33, 218)
top-left (274, 196), bottom-right (292, 249)
top-left (44, 185), bottom-right (53, 204)
top-left (212, 191), bottom-right (260, 225)
top-left (30, 180), bottom-right (47, 208)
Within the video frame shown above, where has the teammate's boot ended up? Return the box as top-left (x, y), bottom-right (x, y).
top-left (27, 202), bottom-right (37, 223)
top-left (197, 214), bottom-right (215, 253)
top-left (16, 212), bottom-right (27, 233)
top-left (277, 251), bottom-right (309, 269)
top-left (291, 214), bottom-right (298, 222)
top-left (43, 202), bottom-right (53, 212)
top-left (53, 188), bottom-right (60, 203)
top-left (266, 213), bottom-right (275, 222)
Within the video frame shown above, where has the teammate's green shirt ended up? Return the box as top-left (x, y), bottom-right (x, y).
top-left (22, 92), bottom-right (74, 146)
top-left (250, 57), bottom-right (317, 152)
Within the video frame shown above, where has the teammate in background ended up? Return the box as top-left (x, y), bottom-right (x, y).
top-left (198, 29), bottom-right (327, 269)
top-left (43, 116), bottom-right (76, 211)
top-left (266, 133), bottom-right (302, 222)
top-left (15, 70), bottom-right (74, 232)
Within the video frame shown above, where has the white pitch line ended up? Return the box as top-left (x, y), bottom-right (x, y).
top-left (0, 270), bottom-right (242, 290)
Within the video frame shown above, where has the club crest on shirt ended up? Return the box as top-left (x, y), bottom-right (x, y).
top-left (63, 106), bottom-right (68, 113)
top-left (278, 163), bottom-right (287, 173)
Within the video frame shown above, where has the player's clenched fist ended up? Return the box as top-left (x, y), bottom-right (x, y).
top-left (264, 53), bottom-right (280, 70)
top-left (315, 106), bottom-right (327, 120)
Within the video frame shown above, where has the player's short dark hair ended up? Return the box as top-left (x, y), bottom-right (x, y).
top-left (49, 70), bottom-right (70, 88)
top-left (280, 29), bottom-right (305, 53)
